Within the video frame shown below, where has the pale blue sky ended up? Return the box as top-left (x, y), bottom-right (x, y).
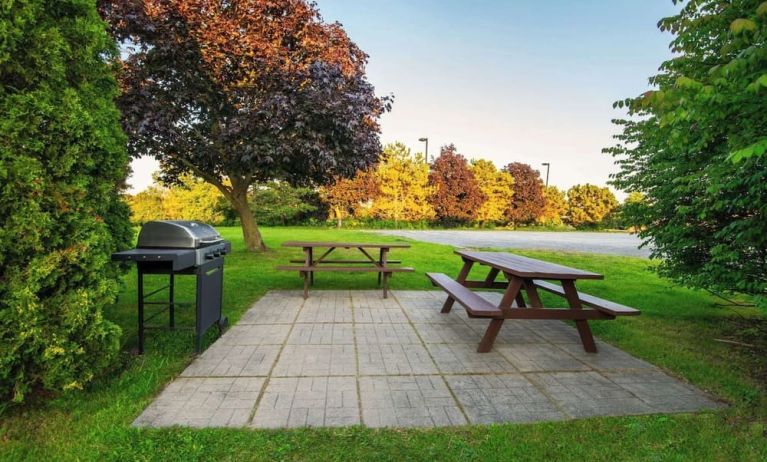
top-left (128, 1), bottom-right (680, 195)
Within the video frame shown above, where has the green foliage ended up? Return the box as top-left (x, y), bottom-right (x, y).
top-left (251, 181), bottom-right (319, 226)
top-left (606, 0), bottom-right (767, 303)
top-left (0, 0), bottom-right (131, 401)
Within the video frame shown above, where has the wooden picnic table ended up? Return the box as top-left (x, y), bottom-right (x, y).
top-left (427, 250), bottom-right (639, 353)
top-left (277, 241), bottom-right (413, 298)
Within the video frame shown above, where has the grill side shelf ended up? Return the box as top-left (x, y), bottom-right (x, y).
top-left (111, 248), bottom-right (196, 271)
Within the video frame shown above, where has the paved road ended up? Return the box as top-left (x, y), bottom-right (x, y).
top-left (373, 230), bottom-right (650, 258)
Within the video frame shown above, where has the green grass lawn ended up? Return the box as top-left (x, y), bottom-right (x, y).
top-left (2, 227), bottom-right (766, 461)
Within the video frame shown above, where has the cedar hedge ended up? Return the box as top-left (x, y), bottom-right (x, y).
top-left (0, 0), bottom-right (131, 402)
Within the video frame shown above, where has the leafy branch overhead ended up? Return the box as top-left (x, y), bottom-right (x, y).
top-left (99, 0), bottom-right (391, 251)
top-left (605, 0), bottom-right (767, 305)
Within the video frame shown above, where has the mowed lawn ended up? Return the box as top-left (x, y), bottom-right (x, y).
top-left (2, 227), bottom-right (766, 461)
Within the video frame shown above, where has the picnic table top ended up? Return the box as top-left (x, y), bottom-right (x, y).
top-left (456, 250), bottom-right (603, 280)
top-left (282, 241), bottom-right (411, 249)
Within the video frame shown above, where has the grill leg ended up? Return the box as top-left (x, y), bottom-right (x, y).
top-left (169, 272), bottom-right (175, 329)
top-left (137, 269), bottom-right (145, 355)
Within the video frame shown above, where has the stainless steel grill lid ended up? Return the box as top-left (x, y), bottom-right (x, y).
top-left (137, 220), bottom-right (223, 249)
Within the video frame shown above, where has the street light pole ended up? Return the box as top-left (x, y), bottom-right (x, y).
top-left (418, 137), bottom-right (429, 162)
top-left (541, 162), bottom-right (550, 187)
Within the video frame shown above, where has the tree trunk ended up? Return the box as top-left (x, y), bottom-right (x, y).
top-left (230, 191), bottom-right (266, 252)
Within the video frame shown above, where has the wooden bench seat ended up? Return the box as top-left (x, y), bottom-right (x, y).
top-left (289, 259), bottom-right (402, 264)
top-left (276, 266), bottom-right (413, 273)
top-left (426, 272), bottom-right (503, 318)
top-left (532, 280), bottom-right (640, 316)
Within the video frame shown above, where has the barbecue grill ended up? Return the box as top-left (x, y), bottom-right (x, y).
top-left (112, 220), bottom-right (231, 353)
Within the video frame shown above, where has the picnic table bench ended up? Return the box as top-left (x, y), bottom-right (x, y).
top-left (427, 250), bottom-right (640, 353)
top-left (277, 241), bottom-right (413, 298)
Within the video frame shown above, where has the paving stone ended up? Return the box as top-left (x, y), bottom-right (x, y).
top-left (136, 290), bottom-right (722, 429)
top-left (297, 296), bottom-right (353, 323)
top-left (352, 290), bottom-right (401, 309)
top-left (526, 320), bottom-right (585, 344)
top-left (216, 324), bottom-right (291, 346)
top-left (391, 290), bottom-right (445, 301)
top-left (445, 374), bottom-right (566, 423)
top-left (603, 370), bottom-right (722, 412)
top-left (426, 343), bottom-right (518, 374)
top-left (359, 376), bottom-right (466, 427)
top-left (528, 371), bottom-right (655, 418)
top-left (496, 344), bottom-right (590, 372)
top-left (468, 321), bottom-right (546, 344)
top-left (238, 293), bottom-right (302, 324)
top-left (251, 377), bottom-right (359, 428)
top-left (355, 323), bottom-right (421, 345)
top-left (397, 298), bottom-right (468, 324)
top-left (181, 344), bottom-right (280, 377)
top-left (134, 377), bottom-right (264, 428)
top-left (556, 341), bottom-right (657, 371)
top-left (354, 307), bottom-right (409, 323)
top-left (413, 322), bottom-right (478, 344)
top-left (273, 345), bottom-right (356, 376)
top-left (287, 323), bottom-right (354, 345)
top-left (358, 344), bottom-right (438, 375)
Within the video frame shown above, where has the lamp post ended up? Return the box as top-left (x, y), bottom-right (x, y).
top-left (541, 162), bottom-right (550, 187)
top-left (418, 137), bottom-right (429, 162)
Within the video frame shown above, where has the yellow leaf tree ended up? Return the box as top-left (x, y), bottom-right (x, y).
top-left (469, 159), bottom-right (514, 224)
top-left (537, 186), bottom-right (568, 226)
top-left (128, 186), bottom-right (169, 224)
top-left (127, 174), bottom-right (228, 224)
top-left (369, 143), bottom-right (435, 224)
top-left (164, 174), bottom-right (228, 224)
top-left (566, 184), bottom-right (619, 227)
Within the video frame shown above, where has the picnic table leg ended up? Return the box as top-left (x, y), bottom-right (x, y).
top-left (307, 248), bottom-right (314, 286)
top-left (522, 279), bottom-right (544, 308)
top-left (477, 277), bottom-right (523, 352)
top-left (501, 271), bottom-right (526, 307)
top-left (441, 259), bottom-right (474, 313)
top-left (380, 248), bottom-right (389, 297)
top-left (377, 248), bottom-right (384, 286)
top-left (484, 268), bottom-right (500, 288)
top-left (561, 280), bottom-right (597, 353)
top-left (303, 271), bottom-right (310, 299)
top-left (478, 319), bottom-right (504, 353)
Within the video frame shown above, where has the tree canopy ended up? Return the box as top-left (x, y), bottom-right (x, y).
top-left (319, 171), bottom-right (377, 228)
top-left (503, 162), bottom-right (545, 224)
top-left (566, 184), bottom-right (618, 228)
top-left (537, 186), bottom-right (568, 226)
top-left (1, 0), bottom-right (131, 401)
top-left (368, 143), bottom-right (434, 224)
top-left (605, 0), bottom-right (767, 303)
top-left (99, 0), bottom-right (390, 250)
top-left (470, 159), bottom-right (515, 224)
top-left (428, 145), bottom-right (484, 224)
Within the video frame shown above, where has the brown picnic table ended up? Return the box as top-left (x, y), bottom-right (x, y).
top-left (277, 241), bottom-right (413, 298)
top-left (427, 250), bottom-right (640, 353)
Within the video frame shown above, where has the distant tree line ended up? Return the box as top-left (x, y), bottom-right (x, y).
top-left (129, 142), bottom-right (634, 230)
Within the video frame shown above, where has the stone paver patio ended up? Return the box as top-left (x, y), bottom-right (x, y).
top-left (134, 290), bottom-right (721, 429)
